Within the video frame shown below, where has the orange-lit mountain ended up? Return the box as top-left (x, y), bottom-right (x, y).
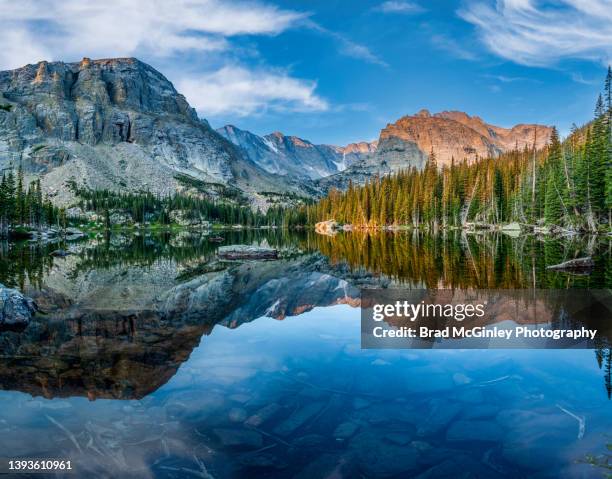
top-left (319, 109), bottom-right (553, 190)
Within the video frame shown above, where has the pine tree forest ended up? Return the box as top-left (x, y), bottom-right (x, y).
top-left (303, 68), bottom-right (612, 233)
top-left (0, 165), bottom-right (63, 238)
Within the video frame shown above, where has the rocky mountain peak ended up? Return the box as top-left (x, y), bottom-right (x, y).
top-left (377, 108), bottom-right (553, 168)
top-left (0, 57), bottom-right (305, 207)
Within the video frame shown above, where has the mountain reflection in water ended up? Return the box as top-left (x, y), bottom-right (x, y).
top-left (0, 230), bottom-right (610, 478)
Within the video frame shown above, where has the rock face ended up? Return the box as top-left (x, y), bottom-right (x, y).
top-left (376, 109), bottom-right (552, 169)
top-left (319, 109), bottom-right (553, 190)
top-left (218, 125), bottom-right (375, 179)
top-left (0, 284), bottom-right (37, 326)
top-left (0, 58), bottom-right (303, 205)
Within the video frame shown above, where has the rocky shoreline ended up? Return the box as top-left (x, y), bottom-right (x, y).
top-left (315, 220), bottom-right (609, 237)
top-left (0, 283), bottom-right (37, 327)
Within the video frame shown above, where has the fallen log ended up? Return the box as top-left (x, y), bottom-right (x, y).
top-left (218, 245), bottom-right (278, 260)
top-left (546, 257), bottom-right (594, 271)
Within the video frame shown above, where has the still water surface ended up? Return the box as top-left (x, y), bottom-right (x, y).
top-left (0, 230), bottom-right (610, 478)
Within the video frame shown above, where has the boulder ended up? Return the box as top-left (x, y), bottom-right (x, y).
top-left (109, 211), bottom-right (132, 226)
top-left (169, 210), bottom-right (210, 227)
top-left (218, 245), bottom-right (278, 260)
top-left (315, 220), bottom-right (338, 235)
top-left (0, 283), bottom-right (37, 326)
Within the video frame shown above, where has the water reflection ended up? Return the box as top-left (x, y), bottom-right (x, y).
top-left (0, 308), bottom-right (610, 478)
top-left (0, 230), bottom-right (610, 477)
top-left (307, 230), bottom-right (612, 288)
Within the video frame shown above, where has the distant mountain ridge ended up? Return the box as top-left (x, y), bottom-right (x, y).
top-left (217, 124), bottom-right (375, 180)
top-left (0, 56), bottom-right (554, 205)
top-left (319, 109), bottom-right (553, 190)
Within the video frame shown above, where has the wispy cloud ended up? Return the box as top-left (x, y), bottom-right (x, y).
top-left (482, 74), bottom-right (542, 83)
top-left (305, 21), bottom-right (388, 67)
top-left (376, 1), bottom-right (425, 14)
top-left (459, 0), bottom-right (612, 66)
top-left (570, 72), bottom-right (601, 85)
top-left (430, 34), bottom-right (477, 61)
top-left (0, 0), bottom-right (306, 69)
top-left (177, 66), bottom-right (329, 117)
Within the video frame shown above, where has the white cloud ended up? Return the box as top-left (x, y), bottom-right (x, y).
top-left (459, 0), bottom-right (612, 66)
top-left (176, 66), bottom-right (328, 117)
top-left (0, 0), bottom-right (306, 69)
top-left (377, 1), bottom-right (425, 14)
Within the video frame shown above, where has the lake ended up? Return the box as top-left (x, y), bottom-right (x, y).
top-left (0, 230), bottom-right (610, 478)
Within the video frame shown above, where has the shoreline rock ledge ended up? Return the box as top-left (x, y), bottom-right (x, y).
top-left (217, 245), bottom-right (278, 260)
top-left (0, 283), bottom-right (37, 326)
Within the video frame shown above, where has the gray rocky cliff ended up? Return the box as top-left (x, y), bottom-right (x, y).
top-left (217, 125), bottom-right (375, 180)
top-left (0, 58), bottom-right (304, 206)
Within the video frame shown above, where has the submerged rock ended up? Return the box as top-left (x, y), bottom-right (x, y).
top-left (292, 434), bottom-right (327, 448)
top-left (417, 399), bottom-right (462, 437)
top-left (273, 401), bottom-right (325, 436)
top-left (446, 420), bottom-right (505, 442)
top-left (239, 451), bottom-right (287, 470)
top-left (333, 421), bottom-right (360, 440)
top-left (350, 431), bottom-right (420, 477)
top-left (245, 403), bottom-right (282, 427)
top-left (218, 245), bottom-right (278, 260)
top-left (213, 428), bottom-right (263, 449)
top-left (0, 284), bottom-right (37, 326)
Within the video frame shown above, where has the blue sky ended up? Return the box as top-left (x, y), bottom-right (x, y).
top-left (0, 0), bottom-right (610, 145)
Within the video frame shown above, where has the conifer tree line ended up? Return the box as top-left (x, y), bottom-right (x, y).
top-left (73, 187), bottom-right (279, 227)
top-left (301, 68), bottom-right (612, 233)
top-left (0, 165), bottom-right (63, 237)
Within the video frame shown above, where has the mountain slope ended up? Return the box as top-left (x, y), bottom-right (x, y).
top-left (218, 125), bottom-right (375, 179)
top-left (0, 57), bottom-right (306, 207)
top-left (319, 109), bottom-right (553, 190)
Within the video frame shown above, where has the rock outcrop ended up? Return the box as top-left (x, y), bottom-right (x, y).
top-left (0, 284), bottom-right (37, 326)
top-left (0, 58), bottom-right (305, 205)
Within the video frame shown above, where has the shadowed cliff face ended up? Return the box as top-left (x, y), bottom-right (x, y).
top-left (218, 125), bottom-right (378, 179)
top-left (0, 58), bottom-right (304, 205)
